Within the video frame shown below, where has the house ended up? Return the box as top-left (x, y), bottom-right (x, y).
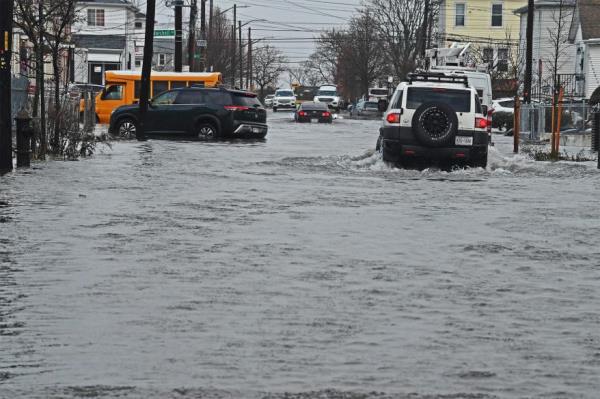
top-left (568, 0), bottom-right (600, 99)
top-left (437, 0), bottom-right (526, 72)
top-left (514, 0), bottom-right (579, 99)
top-left (133, 14), bottom-right (177, 72)
top-left (72, 0), bottom-right (138, 85)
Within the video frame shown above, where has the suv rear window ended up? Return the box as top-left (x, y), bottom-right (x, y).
top-left (204, 90), bottom-right (231, 105)
top-left (406, 87), bottom-right (471, 112)
top-left (232, 93), bottom-right (262, 107)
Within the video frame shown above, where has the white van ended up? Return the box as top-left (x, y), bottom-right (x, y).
top-left (430, 67), bottom-right (493, 108)
top-left (367, 87), bottom-right (389, 102)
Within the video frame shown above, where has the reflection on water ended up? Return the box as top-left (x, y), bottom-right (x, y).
top-left (1, 119), bottom-right (600, 398)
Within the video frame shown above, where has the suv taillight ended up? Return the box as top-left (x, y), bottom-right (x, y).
top-left (224, 105), bottom-right (250, 111)
top-left (475, 117), bottom-right (488, 129)
top-left (386, 113), bottom-right (401, 124)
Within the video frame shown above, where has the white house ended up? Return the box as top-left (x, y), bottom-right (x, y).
top-left (568, 0), bottom-right (600, 99)
top-left (515, 0), bottom-right (579, 98)
top-left (72, 0), bottom-right (138, 84)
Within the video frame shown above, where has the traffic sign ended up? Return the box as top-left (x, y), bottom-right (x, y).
top-left (154, 29), bottom-right (175, 37)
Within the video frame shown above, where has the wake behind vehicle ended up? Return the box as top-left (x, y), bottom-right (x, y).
top-left (294, 102), bottom-right (332, 123)
top-left (377, 72), bottom-right (489, 169)
top-left (272, 89), bottom-right (297, 112)
top-left (109, 87), bottom-right (267, 139)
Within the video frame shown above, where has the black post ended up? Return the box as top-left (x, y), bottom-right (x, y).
top-left (138, 0), bottom-right (156, 140)
top-left (15, 110), bottom-right (32, 168)
top-left (208, 0), bottom-right (213, 69)
top-left (188, 0), bottom-right (197, 71)
top-left (420, 0), bottom-right (430, 58)
top-left (524, 0), bottom-right (534, 103)
top-left (238, 21), bottom-right (243, 89)
top-left (0, 0), bottom-right (14, 172)
top-left (175, 0), bottom-right (182, 72)
top-left (200, 0), bottom-right (206, 71)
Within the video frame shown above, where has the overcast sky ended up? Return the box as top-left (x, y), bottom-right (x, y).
top-left (151, 0), bottom-right (364, 65)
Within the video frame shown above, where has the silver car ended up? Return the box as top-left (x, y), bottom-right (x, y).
top-left (264, 94), bottom-right (275, 108)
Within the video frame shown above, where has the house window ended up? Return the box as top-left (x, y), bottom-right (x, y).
top-left (497, 48), bottom-right (508, 72)
top-left (135, 59), bottom-right (142, 68)
top-left (87, 9), bottom-right (105, 27)
top-left (455, 3), bottom-right (465, 26)
top-left (158, 53), bottom-right (166, 66)
top-left (135, 21), bottom-right (143, 29)
top-left (491, 3), bottom-right (503, 27)
top-left (483, 47), bottom-right (494, 63)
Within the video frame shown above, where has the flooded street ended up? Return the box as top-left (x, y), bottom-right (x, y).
top-left (2, 112), bottom-right (600, 398)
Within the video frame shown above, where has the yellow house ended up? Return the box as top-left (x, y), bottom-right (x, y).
top-left (437, 0), bottom-right (526, 72)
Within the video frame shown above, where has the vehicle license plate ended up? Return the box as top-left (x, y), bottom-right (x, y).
top-left (455, 136), bottom-right (473, 146)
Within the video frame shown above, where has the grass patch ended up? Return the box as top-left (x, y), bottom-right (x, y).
top-left (521, 146), bottom-right (595, 162)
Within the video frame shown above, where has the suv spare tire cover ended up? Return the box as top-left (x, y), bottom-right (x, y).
top-left (411, 101), bottom-right (458, 147)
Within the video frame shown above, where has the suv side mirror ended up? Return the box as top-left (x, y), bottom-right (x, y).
top-left (481, 105), bottom-right (488, 115)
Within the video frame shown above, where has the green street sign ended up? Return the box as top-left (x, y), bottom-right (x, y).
top-left (154, 30), bottom-right (175, 37)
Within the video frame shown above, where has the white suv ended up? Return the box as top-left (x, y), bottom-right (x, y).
top-left (314, 85), bottom-right (342, 112)
top-left (377, 73), bottom-right (490, 168)
top-left (272, 89), bottom-right (296, 112)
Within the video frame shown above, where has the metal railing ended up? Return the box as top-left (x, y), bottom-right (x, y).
top-left (519, 100), bottom-right (591, 141)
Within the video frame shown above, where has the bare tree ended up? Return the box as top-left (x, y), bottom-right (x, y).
top-left (206, 7), bottom-right (235, 77)
top-left (368, 0), bottom-right (433, 79)
top-left (44, 0), bottom-right (77, 150)
top-left (252, 45), bottom-right (287, 99)
top-left (546, 0), bottom-right (574, 92)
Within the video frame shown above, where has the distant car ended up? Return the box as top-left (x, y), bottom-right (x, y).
top-left (264, 94), bottom-right (275, 108)
top-left (108, 87), bottom-right (267, 139)
top-left (273, 89), bottom-right (297, 112)
top-left (354, 99), bottom-right (380, 117)
top-left (294, 102), bottom-right (332, 123)
top-left (314, 85), bottom-right (342, 112)
top-left (492, 98), bottom-right (515, 113)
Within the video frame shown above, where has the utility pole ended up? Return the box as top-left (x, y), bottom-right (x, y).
top-left (238, 21), bottom-right (243, 89)
top-left (0, 0), bottom-right (14, 172)
top-left (208, 0), bottom-right (213, 70)
top-left (420, 0), bottom-right (430, 58)
top-left (188, 0), bottom-right (197, 71)
top-left (138, 0), bottom-right (156, 140)
top-left (247, 27), bottom-right (251, 90)
top-left (232, 4), bottom-right (236, 86)
top-left (200, 0), bottom-right (206, 71)
top-left (524, 0), bottom-right (534, 103)
top-left (174, 0), bottom-right (183, 71)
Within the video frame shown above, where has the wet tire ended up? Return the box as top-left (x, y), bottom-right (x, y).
top-left (115, 117), bottom-right (138, 139)
top-left (196, 122), bottom-right (218, 140)
top-left (375, 135), bottom-right (382, 152)
top-left (411, 101), bottom-right (458, 147)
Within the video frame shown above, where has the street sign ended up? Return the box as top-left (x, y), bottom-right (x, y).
top-left (154, 29), bottom-right (175, 37)
top-left (196, 39), bottom-right (207, 48)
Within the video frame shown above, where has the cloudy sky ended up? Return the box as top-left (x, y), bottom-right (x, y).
top-left (151, 0), bottom-right (364, 64)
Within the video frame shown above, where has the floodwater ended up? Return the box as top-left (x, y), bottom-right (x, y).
top-left (1, 112), bottom-right (600, 398)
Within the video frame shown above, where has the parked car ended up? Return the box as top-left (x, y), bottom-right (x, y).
top-left (264, 94), bottom-right (275, 108)
top-left (377, 72), bottom-right (489, 168)
top-left (108, 87), bottom-right (267, 139)
top-left (367, 87), bottom-right (389, 102)
top-left (294, 102), bottom-right (332, 123)
top-left (273, 89), bottom-right (297, 112)
top-left (354, 99), bottom-right (380, 117)
top-left (492, 97), bottom-right (515, 113)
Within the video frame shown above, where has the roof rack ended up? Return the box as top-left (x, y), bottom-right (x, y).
top-left (407, 72), bottom-right (469, 87)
